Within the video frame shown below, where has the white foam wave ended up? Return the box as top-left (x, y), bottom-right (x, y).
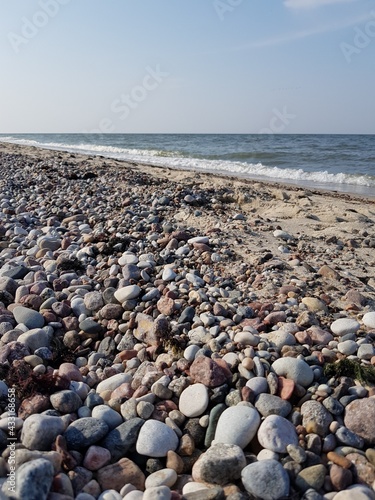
top-left (1, 136), bottom-right (374, 190)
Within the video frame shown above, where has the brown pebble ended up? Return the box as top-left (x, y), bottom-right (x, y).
top-left (166, 450), bottom-right (184, 474)
top-left (327, 451), bottom-right (352, 469)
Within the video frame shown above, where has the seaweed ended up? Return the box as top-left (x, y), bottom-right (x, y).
top-left (3, 360), bottom-right (70, 400)
top-left (324, 358), bottom-right (375, 385)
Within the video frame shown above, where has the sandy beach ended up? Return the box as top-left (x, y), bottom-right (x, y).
top-left (0, 142), bottom-right (375, 500)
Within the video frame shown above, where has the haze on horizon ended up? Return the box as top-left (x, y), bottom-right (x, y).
top-left (1, 0), bottom-right (375, 135)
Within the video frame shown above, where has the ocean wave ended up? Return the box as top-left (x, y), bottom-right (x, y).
top-left (1, 135), bottom-right (374, 190)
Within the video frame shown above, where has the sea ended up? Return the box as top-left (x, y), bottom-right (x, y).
top-left (1, 134), bottom-right (375, 197)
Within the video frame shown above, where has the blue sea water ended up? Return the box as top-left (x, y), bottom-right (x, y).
top-left (1, 133), bottom-right (375, 197)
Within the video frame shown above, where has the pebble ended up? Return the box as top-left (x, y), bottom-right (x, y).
top-left (21, 414), bottom-right (65, 451)
top-left (179, 383), bottom-right (209, 417)
top-left (295, 464), bottom-right (327, 493)
top-left (255, 393), bottom-right (292, 417)
top-left (63, 417), bottom-right (109, 450)
top-left (344, 398), bottom-right (375, 445)
top-left (362, 311), bottom-right (375, 329)
top-left (214, 405), bottom-right (260, 449)
top-left (12, 305), bottom-right (45, 329)
top-left (192, 442), bottom-right (246, 485)
top-left (91, 405), bottom-right (123, 430)
top-left (114, 285), bottom-right (141, 302)
top-left (241, 459), bottom-right (290, 500)
top-left (145, 468), bottom-right (177, 489)
top-left (331, 318), bottom-right (360, 336)
top-left (257, 414), bottom-right (298, 452)
top-left (136, 420), bottom-right (179, 457)
top-left (9, 458), bottom-right (54, 500)
top-left (301, 400), bottom-right (333, 436)
top-left (272, 357), bottom-right (314, 387)
top-left (245, 376), bottom-right (268, 396)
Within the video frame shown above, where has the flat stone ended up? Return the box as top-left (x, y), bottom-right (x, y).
top-left (21, 414), bottom-right (65, 451)
top-left (79, 318), bottom-right (102, 334)
top-left (64, 418), bottom-right (109, 450)
top-left (344, 398), bottom-right (375, 445)
top-left (10, 458), bottom-right (54, 500)
top-left (257, 415), bottom-right (298, 453)
top-left (272, 357), bottom-right (314, 387)
top-left (97, 458), bottom-right (145, 492)
top-left (301, 400), bottom-right (333, 436)
top-left (136, 420), bottom-right (179, 457)
top-left (192, 443), bottom-right (246, 485)
top-left (338, 340), bottom-right (358, 355)
top-left (114, 285), bottom-right (141, 302)
top-left (241, 459), bottom-right (290, 500)
top-left (13, 306), bottom-right (44, 329)
top-left (214, 405), bottom-right (260, 449)
top-left (255, 393), bottom-right (292, 418)
top-left (179, 383), bottom-right (209, 417)
top-left (84, 291), bottom-right (104, 311)
top-left (331, 318), bottom-right (360, 336)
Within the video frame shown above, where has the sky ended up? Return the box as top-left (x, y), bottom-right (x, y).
top-left (1, 0), bottom-right (375, 134)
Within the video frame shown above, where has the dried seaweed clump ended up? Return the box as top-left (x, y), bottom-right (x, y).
top-left (324, 358), bottom-right (375, 385)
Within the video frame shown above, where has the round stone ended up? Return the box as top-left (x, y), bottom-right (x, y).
top-left (245, 377), bottom-right (268, 396)
top-left (179, 384), bottom-right (209, 418)
top-left (21, 414), bottom-right (65, 451)
top-left (50, 390), bottom-right (82, 414)
top-left (331, 318), bottom-right (360, 336)
top-left (257, 415), bottom-right (298, 453)
top-left (272, 357), bottom-right (314, 387)
top-left (91, 405), bottom-right (123, 430)
top-left (255, 393), bottom-right (292, 418)
top-left (192, 443), bottom-right (246, 485)
top-left (344, 398), bottom-right (375, 445)
top-left (64, 418), bottom-right (109, 450)
top-left (10, 458), bottom-right (54, 500)
top-left (136, 420), bottom-right (179, 457)
top-left (362, 312), bottom-right (375, 329)
top-left (214, 405), bottom-right (261, 449)
top-left (241, 459), bottom-right (290, 500)
top-left (337, 340), bottom-right (358, 355)
top-left (301, 400), bottom-right (333, 437)
top-left (13, 306), bottom-right (44, 329)
top-left (145, 468), bottom-right (177, 489)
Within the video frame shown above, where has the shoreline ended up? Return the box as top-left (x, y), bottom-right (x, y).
top-left (1, 139), bottom-right (374, 201)
top-left (0, 141), bottom-right (375, 499)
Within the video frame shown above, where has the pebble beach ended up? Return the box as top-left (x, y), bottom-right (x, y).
top-left (0, 141), bottom-right (375, 500)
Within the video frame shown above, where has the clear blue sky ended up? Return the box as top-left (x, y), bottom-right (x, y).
top-left (1, 0), bottom-right (374, 134)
